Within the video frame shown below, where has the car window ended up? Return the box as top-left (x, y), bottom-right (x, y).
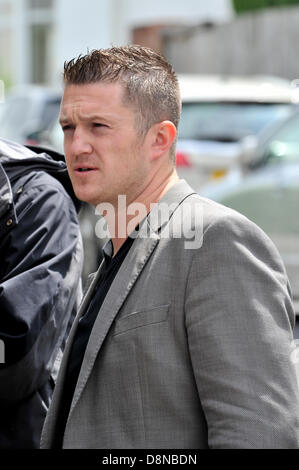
top-left (0, 97), bottom-right (31, 139)
top-left (178, 102), bottom-right (292, 142)
top-left (259, 113), bottom-right (299, 164)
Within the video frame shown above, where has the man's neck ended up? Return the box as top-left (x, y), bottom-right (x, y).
top-left (111, 170), bottom-right (179, 255)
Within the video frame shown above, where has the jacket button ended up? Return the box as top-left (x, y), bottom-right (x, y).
top-left (6, 218), bottom-right (13, 226)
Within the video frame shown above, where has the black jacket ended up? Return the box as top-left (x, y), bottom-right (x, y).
top-left (0, 139), bottom-right (83, 448)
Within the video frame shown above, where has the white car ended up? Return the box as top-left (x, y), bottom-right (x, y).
top-left (176, 74), bottom-right (298, 190)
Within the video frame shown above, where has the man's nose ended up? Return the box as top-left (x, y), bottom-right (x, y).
top-left (70, 128), bottom-right (93, 155)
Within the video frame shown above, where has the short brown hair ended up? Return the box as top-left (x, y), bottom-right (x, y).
top-left (63, 45), bottom-right (181, 161)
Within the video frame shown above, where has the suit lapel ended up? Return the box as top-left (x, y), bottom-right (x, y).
top-left (68, 227), bottom-right (159, 416)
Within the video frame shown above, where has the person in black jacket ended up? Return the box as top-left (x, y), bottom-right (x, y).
top-left (0, 138), bottom-right (83, 448)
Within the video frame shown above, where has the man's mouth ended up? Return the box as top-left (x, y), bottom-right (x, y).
top-left (74, 167), bottom-right (97, 172)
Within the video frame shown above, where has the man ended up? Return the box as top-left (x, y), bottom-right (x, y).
top-left (41, 46), bottom-right (299, 449)
top-left (0, 139), bottom-right (83, 448)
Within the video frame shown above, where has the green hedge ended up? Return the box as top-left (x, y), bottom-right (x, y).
top-left (233, 0), bottom-right (299, 14)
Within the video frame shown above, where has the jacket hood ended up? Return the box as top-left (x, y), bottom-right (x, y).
top-left (0, 138), bottom-right (80, 211)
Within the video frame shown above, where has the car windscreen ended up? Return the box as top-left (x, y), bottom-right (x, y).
top-left (178, 102), bottom-right (292, 142)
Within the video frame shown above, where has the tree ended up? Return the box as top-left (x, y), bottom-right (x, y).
top-left (233, 0), bottom-right (299, 14)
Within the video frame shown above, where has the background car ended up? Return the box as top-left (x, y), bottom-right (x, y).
top-left (201, 108), bottom-right (299, 328)
top-left (176, 74), bottom-right (298, 190)
top-left (0, 85), bottom-right (61, 144)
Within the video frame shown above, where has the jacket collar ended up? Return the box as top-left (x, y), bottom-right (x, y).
top-left (0, 138), bottom-right (73, 237)
top-left (0, 138), bottom-right (80, 211)
top-left (142, 178), bottom-right (197, 234)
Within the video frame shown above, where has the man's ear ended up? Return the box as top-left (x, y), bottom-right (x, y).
top-left (149, 120), bottom-right (177, 161)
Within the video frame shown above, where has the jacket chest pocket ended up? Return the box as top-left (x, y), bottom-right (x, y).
top-left (113, 304), bottom-right (169, 336)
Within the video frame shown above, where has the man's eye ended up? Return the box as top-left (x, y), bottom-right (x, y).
top-left (62, 125), bottom-right (73, 132)
top-left (93, 123), bottom-right (106, 128)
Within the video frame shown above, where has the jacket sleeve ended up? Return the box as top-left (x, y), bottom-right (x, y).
top-left (185, 210), bottom-right (299, 448)
top-left (0, 173), bottom-right (83, 405)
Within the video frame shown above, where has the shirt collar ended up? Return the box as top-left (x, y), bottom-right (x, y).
top-left (102, 239), bottom-right (113, 262)
top-left (101, 222), bottom-right (141, 263)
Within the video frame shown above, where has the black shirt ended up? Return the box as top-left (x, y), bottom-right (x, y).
top-left (54, 234), bottom-right (135, 448)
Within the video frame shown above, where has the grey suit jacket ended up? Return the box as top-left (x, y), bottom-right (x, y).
top-left (41, 180), bottom-right (299, 449)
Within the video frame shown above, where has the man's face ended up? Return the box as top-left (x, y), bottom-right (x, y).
top-left (59, 82), bottom-right (150, 207)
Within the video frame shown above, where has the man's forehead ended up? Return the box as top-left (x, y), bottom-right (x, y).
top-left (60, 101), bottom-right (100, 113)
top-left (60, 100), bottom-right (98, 118)
top-left (62, 82), bottom-right (124, 102)
top-left (59, 95), bottom-right (134, 126)
top-left (59, 104), bottom-right (113, 122)
top-left (59, 82), bottom-right (126, 118)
